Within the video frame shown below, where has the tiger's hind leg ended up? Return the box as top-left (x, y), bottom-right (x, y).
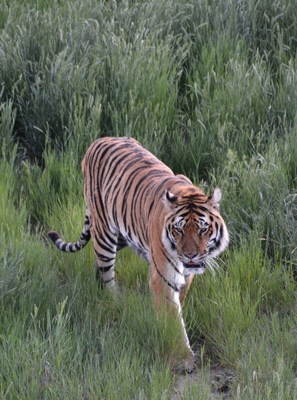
top-left (94, 256), bottom-right (117, 291)
top-left (92, 229), bottom-right (119, 291)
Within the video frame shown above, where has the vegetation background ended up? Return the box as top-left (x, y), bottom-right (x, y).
top-left (0, 0), bottom-right (297, 398)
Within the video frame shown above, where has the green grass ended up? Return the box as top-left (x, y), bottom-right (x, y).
top-left (1, 0), bottom-right (297, 398)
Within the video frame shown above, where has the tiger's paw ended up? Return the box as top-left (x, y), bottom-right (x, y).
top-left (183, 356), bottom-right (195, 374)
top-left (174, 350), bottom-right (195, 374)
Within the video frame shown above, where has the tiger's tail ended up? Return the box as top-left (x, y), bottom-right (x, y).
top-left (48, 209), bottom-right (91, 253)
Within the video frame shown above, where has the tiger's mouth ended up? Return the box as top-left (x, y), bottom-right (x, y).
top-left (183, 261), bottom-right (206, 275)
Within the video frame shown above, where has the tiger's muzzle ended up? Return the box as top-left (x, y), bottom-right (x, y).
top-left (183, 261), bottom-right (206, 275)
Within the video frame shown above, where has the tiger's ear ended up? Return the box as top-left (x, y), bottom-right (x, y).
top-left (208, 187), bottom-right (221, 210)
top-left (163, 190), bottom-right (178, 208)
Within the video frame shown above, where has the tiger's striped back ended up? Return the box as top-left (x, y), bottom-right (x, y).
top-left (81, 137), bottom-right (190, 262)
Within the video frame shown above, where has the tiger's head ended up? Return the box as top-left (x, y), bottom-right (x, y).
top-left (163, 186), bottom-right (229, 275)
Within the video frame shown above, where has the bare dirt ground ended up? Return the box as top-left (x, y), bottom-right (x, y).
top-left (172, 352), bottom-right (234, 400)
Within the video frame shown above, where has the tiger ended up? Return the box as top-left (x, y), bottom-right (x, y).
top-left (48, 136), bottom-right (229, 372)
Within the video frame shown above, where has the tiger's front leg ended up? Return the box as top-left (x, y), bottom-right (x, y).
top-left (149, 264), bottom-right (194, 373)
top-left (179, 274), bottom-right (195, 305)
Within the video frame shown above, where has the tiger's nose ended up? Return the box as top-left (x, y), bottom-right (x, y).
top-left (184, 252), bottom-right (199, 260)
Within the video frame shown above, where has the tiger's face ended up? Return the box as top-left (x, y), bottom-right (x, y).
top-left (163, 187), bottom-right (229, 275)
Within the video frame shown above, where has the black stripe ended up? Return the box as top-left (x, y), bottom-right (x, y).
top-left (88, 141), bottom-right (114, 211)
top-left (103, 229), bottom-right (117, 246)
top-left (109, 190), bottom-right (120, 229)
top-left (219, 225), bottom-right (224, 239)
top-left (95, 252), bottom-right (115, 263)
top-left (152, 177), bottom-right (172, 199)
top-left (121, 165), bottom-right (149, 224)
top-left (166, 229), bottom-right (176, 251)
top-left (94, 234), bottom-right (115, 254)
top-left (97, 265), bottom-right (113, 273)
top-left (92, 191), bottom-right (109, 227)
top-left (103, 277), bottom-right (115, 284)
top-left (130, 170), bottom-right (168, 248)
top-left (102, 149), bottom-right (134, 195)
top-left (102, 141), bottom-right (137, 182)
top-left (148, 198), bottom-right (155, 216)
top-left (89, 141), bottom-right (112, 187)
top-left (161, 247), bottom-right (182, 275)
top-left (95, 226), bottom-right (117, 247)
top-left (151, 254), bottom-right (179, 292)
top-left (197, 206), bottom-right (217, 217)
top-left (80, 231), bottom-right (90, 241)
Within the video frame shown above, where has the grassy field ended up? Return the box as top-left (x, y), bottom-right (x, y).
top-left (1, 0), bottom-right (297, 398)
